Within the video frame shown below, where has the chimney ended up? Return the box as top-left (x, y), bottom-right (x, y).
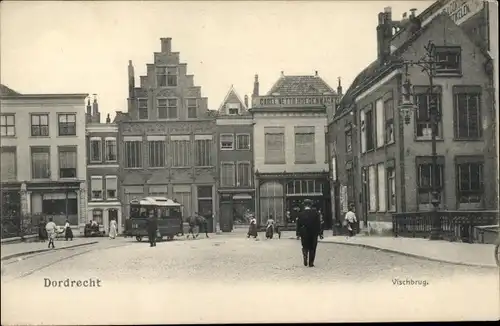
top-left (315, 70), bottom-right (318, 77)
top-left (244, 95), bottom-right (249, 108)
top-left (92, 95), bottom-right (100, 123)
top-left (408, 9), bottom-right (421, 35)
top-left (128, 60), bottom-right (135, 99)
top-left (281, 71), bottom-right (285, 77)
top-left (106, 113), bottom-right (111, 124)
top-left (377, 7), bottom-right (393, 64)
top-left (161, 37), bottom-right (172, 53)
top-left (86, 97), bottom-right (92, 116)
top-left (337, 77), bottom-right (343, 96)
top-left (409, 8), bottom-right (417, 18)
top-left (253, 74), bottom-right (259, 96)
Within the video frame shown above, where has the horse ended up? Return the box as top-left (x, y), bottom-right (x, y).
top-left (186, 214), bottom-right (209, 239)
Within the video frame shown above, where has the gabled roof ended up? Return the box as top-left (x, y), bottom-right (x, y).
top-left (266, 75), bottom-right (335, 96)
top-left (335, 12), bottom-right (491, 120)
top-left (217, 85), bottom-right (247, 112)
top-left (0, 84), bottom-right (20, 96)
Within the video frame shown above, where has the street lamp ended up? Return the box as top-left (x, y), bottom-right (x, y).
top-left (396, 40), bottom-right (442, 240)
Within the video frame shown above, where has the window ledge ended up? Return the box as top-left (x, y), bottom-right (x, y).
top-left (124, 167), bottom-right (143, 170)
top-left (195, 166), bottom-right (214, 168)
top-left (236, 148), bottom-right (251, 151)
top-left (105, 160), bottom-right (118, 164)
top-left (148, 166), bottom-right (167, 169)
top-left (413, 138), bottom-right (444, 142)
top-left (385, 141), bottom-right (395, 146)
top-left (453, 138), bottom-right (483, 142)
top-left (295, 161), bottom-right (317, 164)
top-left (264, 161), bottom-right (286, 165)
top-left (59, 177), bottom-right (78, 181)
top-left (91, 199), bottom-right (104, 202)
top-left (171, 166), bottom-right (191, 169)
top-left (106, 198), bottom-right (118, 201)
top-left (90, 160), bottom-right (103, 164)
top-left (58, 135), bottom-right (77, 137)
top-left (1, 135), bottom-right (16, 138)
top-left (221, 148), bottom-right (234, 151)
top-left (29, 136), bottom-right (50, 139)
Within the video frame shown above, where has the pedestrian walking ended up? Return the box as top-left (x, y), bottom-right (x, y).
top-left (196, 213), bottom-right (209, 238)
top-left (296, 199), bottom-right (321, 267)
top-left (146, 214), bottom-right (158, 247)
top-left (64, 219), bottom-right (73, 241)
top-left (344, 204), bottom-right (357, 238)
top-left (45, 218), bottom-right (58, 249)
top-left (247, 215), bottom-right (258, 239)
top-left (109, 218), bottom-right (117, 239)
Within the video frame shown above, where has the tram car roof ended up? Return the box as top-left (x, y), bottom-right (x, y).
top-left (130, 197), bottom-right (182, 207)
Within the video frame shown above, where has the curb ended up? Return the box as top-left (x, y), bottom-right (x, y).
top-left (1, 241), bottom-right (99, 261)
top-left (318, 239), bottom-right (498, 269)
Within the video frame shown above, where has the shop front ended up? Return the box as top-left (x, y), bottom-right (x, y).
top-left (218, 191), bottom-right (255, 232)
top-left (87, 203), bottom-right (122, 235)
top-left (256, 172), bottom-right (331, 230)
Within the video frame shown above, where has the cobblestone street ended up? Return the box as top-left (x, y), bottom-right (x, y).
top-left (2, 236), bottom-right (498, 324)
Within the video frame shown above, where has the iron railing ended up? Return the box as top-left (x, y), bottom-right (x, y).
top-left (1, 214), bottom-right (39, 239)
top-left (392, 210), bottom-right (499, 243)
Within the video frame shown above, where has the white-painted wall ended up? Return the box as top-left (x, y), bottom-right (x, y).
top-left (253, 113), bottom-right (328, 174)
top-left (0, 96), bottom-right (87, 182)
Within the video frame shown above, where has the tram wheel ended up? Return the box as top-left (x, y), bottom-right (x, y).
top-left (136, 236), bottom-right (143, 242)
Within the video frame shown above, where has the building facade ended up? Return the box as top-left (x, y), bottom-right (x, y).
top-left (85, 97), bottom-right (122, 234)
top-left (215, 86), bottom-right (254, 232)
top-left (329, 6), bottom-right (497, 235)
top-left (0, 85), bottom-right (88, 231)
top-left (118, 38), bottom-right (217, 229)
top-left (251, 73), bottom-right (338, 229)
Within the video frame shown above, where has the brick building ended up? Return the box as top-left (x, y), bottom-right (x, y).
top-left (0, 85), bottom-right (88, 232)
top-left (215, 86), bottom-right (254, 232)
top-left (251, 72), bottom-right (338, 229)
top-left (328, 6), bottom-right (497, 235)
top-left (85, 97), bottom-right (122, 234)
top-left (118, 38), bottom-right (217, 228)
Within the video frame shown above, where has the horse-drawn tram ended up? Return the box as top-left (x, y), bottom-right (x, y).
top-left (124, 197), bottom-right (183, 242)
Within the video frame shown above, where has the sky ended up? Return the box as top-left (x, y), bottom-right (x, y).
top-left (1, 0), bottom-right (434, 120)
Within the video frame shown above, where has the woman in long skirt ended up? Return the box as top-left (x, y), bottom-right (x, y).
top-left (64, 220), bottom-right (73, 241)
top-left (109, 218), bottom-right (118, 239)
top-left (247, 216), bottom-right (257, 238)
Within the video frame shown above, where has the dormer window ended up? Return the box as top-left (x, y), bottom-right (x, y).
top-left (227, 103), bottom-right (240, 115)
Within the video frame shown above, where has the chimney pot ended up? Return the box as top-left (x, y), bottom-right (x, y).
top-left (315, 70), bottom-right (318, 76)
top-left (161, 37), bottom-right (172, 53)
top-left (281, 71), bottom-right (285, 77)
top-left (410, 8), bottom-right (417, 18)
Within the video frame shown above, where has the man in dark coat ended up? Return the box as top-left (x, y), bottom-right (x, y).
top-left (296, 199), bottom-right (321, 267)
top-left (146, 214), bottom-right (158, 247)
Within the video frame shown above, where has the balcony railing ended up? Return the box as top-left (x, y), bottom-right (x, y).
top-left (392, 210), bottom-right (499, 243)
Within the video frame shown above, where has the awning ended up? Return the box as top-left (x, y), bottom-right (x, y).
top-left (233, 194), bottom-right (252, 200)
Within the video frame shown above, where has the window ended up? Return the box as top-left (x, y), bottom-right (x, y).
top-left (260, 182), bottom-right (284, 225)
top-left (365, 109), bottom-right (375, 151)
top-left (236, 134), bottom-right (250, 150)
top-left (31, 114), bottom-right (49, 137)
top-left (0, 147), bottom-right (16, 181)
top-left (58, 146), bottom-right (77, 178)
top-left (220, 162), bottom-right (235, 187)
top-left (456, 159), bottom-right (484, 206)
top-left (148, 140), bottom-right (165, 168)
top-left (345, 125), bottom-right (352, 153)
top-left (264, 127), bottom-right (285, 164)
top-left (124, 140), bottom-right (142, 168)
top-left (105, 176), bottom-right (118, 200)
top-left (195, 137), bottom-right (212, 166)
top-left (92, 209), bottom-right (103, 224)
top-left (454, 90), bottom-right (481, 139)
top-left (138, 99), bottom-right (148, 120)
top-left (158, 98), bottom-right (178, 119)
top-left (434, 46), bottom-right (461, 75)
top-left (91, 177), bottom-right (103, 200)
top-left (0, 114), bottom-right (15, 136)
top-left (156, 67), bottom-right (167, 87)
top-left (58, 114), bottom-right (76, 136)
top-left (220, 134), bottom-right (234, 150)
top-left (237, 162), bottom-right (251, 187)
top-left (375, 99), bottom-right (385, 148)
top-left (197, 186), bottom-right (213, 217)
top-left (31, 147), bottom-right (50, 179)
top-left (286, 180), bottom-right (323, 195)
top-left (227, 103), bottom-right (240, 115)
top-left (414, 92), bottom-right (442, 139)
top-left (187, 99), bottom-right (197, 119)
top-left (295, 126), bottom-right (315, 163)
top-left (387, 166), bottom-right (396, 211)
top-left (377, 163), bottom-right (386, 212)
top-left (90, 138), bottom-right (102, 163)
top-left (171, 138), bottom-right (190, 167)
top-left (368, 165), bottom-right (377, 212)
top-left (105, 138), bottom-right (117, 162)
top-left (167, 67), bottom-right (178, 87)
top-left (417, 158), bottom-right (444, 207)
top-left (384, 99), bottom-right (394, 144)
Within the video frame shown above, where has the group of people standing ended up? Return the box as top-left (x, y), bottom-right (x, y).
top-left (38, 218), bottom-right (73, 249)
